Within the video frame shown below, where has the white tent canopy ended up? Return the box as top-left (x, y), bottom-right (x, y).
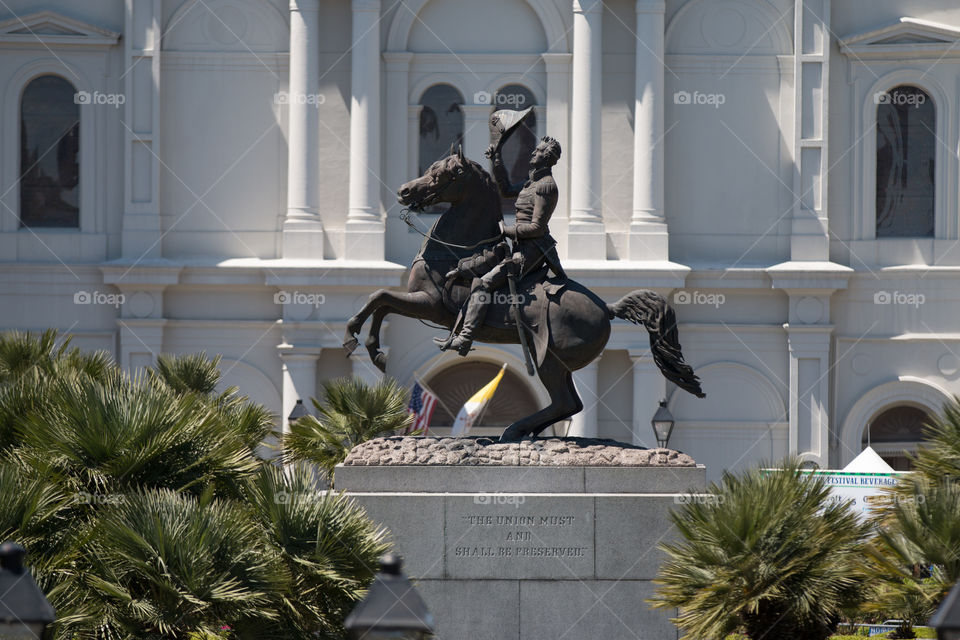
top-left (842, 446), bottom-right (896, 473)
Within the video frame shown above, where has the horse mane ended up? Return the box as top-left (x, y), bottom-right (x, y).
top-left (462, 156), bottom-right (502, 220)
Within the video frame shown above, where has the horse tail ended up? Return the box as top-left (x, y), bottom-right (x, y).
top-left (607, 290), bottom-right (705, 398)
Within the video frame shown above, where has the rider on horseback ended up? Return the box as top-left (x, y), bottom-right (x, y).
top-left (438, 126), bottom-right (567, 356)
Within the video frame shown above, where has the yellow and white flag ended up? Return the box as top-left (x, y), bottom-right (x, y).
top-left (450, 364), bottom-right (507, 436)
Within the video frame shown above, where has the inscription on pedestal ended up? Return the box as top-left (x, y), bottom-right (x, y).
top-left (445, 496), bottom-right (594, 579)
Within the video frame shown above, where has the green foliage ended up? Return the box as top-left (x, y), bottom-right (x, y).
top-left (281, 376), bottom-right (414, 480)
top-left (864, 396), bottom-right (960, 635)
top-left (0, 330), bottom-right (390, 640)
top-left (651, 460), bottom-right (871, 640)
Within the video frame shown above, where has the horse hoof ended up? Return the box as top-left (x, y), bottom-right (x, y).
top-left (343, 338), bottom-right (359, 355)
top-left (499, 426), bottom-right (526, 443)
top-left (373, 352), bottom-right (387, 372)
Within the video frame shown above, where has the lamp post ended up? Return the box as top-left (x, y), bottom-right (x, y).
top-left (650, 400), bottom-right (675, 450)
top-left (288, 398), bottom-right (308, 423)
top-left (345, 554), bottom-right (435, 639)
top-left (0, 542), bottom-right (55, 640)
top-left (931, 581), bottom-right (960, 640)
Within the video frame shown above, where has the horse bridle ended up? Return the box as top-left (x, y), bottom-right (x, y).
top-left (399, 163), bottom-right (503, 251)
top-left (405, 164), bottom-right (465, 213)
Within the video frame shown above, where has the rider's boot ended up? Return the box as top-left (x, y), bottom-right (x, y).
top-left (447, 281), bottom-right (492, 356)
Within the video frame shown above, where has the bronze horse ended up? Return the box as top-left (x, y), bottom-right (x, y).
top-left (343, 147), bottom-right (704, 442)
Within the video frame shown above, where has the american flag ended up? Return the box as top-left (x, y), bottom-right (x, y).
top-left (406, 381), bottom-right (437, 434)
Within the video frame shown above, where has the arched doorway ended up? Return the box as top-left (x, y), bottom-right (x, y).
top-left (424, 361), bottom-right (539, 436)
top-left (862, 405), bottom-right (932, 470)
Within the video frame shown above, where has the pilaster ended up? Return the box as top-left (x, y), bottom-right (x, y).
top-left (121, 0), bottom-right (162, 259)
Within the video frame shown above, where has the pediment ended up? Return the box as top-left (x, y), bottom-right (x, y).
top-left (840, 17), bottom-right (960, 57)
top-left (0, 10), bottom-right (119, 47)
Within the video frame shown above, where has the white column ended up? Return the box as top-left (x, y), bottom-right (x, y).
top-left (279, 347), bottom-right (320, 434)
top-left (630, 350), bottom-right (666, 447)
top-left (461, 104), bottom-right (492, 166)
top-left (543, 53), bottom-right (573, 258)
top-left (121, 0), bottom-right (162, 259)
top-left (568, 360), bottom-right (599, 438)
top-left (350, 351), bottom-right (384, 386)
top-left (567, 0), bottom-right (605, 260)
top-left (629, 0), bottom-right (669, 261)
top-left (383, 51), bottom-right (412, 264)
top-left (346, 0), bottom-right (385, 260)
top-left (282, 0), bottom-right (324, 259)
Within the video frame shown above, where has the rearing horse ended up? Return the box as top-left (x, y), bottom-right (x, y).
top-left (343, 147), bottom-right (704, 442)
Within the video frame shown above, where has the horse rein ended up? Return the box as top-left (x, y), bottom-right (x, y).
top-left (399, 164), bottom-right (503, 251)
top-left (400, 210), bottom-right (503, 251)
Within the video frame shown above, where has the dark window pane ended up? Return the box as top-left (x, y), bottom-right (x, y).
top-left (490, 84), bottom-right (536, 216)
top-left (862, 405), bottom-right (931, 471)
top-left (419, 84), bottom-right (464, 214)
top-left (20, 75), bottom-right (80, 228)
top-left (876, 85), bottom-right (934, 238)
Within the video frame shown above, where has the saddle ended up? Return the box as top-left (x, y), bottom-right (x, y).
top-left (441, 267), bottom-right (567, 367)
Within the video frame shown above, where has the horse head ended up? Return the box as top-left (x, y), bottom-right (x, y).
top-left (397, 144), bottom-right (499, 217)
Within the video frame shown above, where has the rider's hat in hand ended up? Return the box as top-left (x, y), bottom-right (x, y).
top-left (489, 106), bottom-right (534, 150)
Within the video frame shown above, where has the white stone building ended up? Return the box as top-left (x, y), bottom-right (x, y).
top-left (2, 0), bottom-right (959, 479)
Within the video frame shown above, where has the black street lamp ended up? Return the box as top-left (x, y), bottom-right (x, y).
top-left (0, 541), bottom-right (55, 639)
top-left (345, 554), bottom-right (435, 639)
top-left (650, 400), bottom-right (675, 449)
top-left (288, 398), bottom-right (308, 423)
top-left (931, 581), bottom-right (960, 640)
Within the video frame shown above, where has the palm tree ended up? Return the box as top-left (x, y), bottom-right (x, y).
top-left (650, 460), bottom-right (871, 640)
top-left (0, 330), bottom-right (391, 640)
top-left (910, 398), bottom-right (960, 481)
top-left (281, 376), bottom-right (414, 480)
top-left (865, 398), bottom-right (960, 637)
top-left (241, 463), bottom-right (390, 638)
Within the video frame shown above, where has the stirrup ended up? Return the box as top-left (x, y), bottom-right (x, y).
top-left (448, 334), bottom-right (474, 357)
top-left (433, 335), bottom-right (454, 350)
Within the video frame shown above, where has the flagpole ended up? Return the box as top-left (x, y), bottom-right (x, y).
top-left (413, 373), bottom-right (457, 426)
top-left (473, 363), bottom-right (508, 429)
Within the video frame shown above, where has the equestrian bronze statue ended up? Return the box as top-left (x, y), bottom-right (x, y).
top-left (343, 108), bottom-right (704, 443)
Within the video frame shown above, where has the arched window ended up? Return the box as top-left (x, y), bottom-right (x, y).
top-left (490, 84), bottom-right (537, 216)
top-left (19, 75), bottom-right (80, 229)
top-left (425, 361), bottom-right (539, 436)
top-left (876, 85), bottom-right (934, 238)
top-left (862, 405), bottom-right (931, 470)
top-left (418, 84), bottom-right (463, 214)
top-left (419, 84), bottom-right (463, 174)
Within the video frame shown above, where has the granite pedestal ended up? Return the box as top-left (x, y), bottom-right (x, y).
top-left (336, 436), bottom-right (706, 640)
